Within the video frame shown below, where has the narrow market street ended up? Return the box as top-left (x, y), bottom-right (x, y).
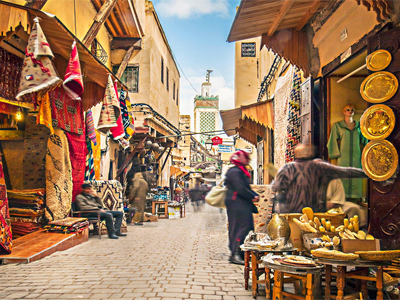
top-left (0, 205), bottom-right (262, 300)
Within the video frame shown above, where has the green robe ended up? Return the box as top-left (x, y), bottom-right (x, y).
top-left (327, 121), bottom-right (368, 198)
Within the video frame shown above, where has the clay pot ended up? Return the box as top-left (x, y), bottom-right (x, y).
top-left (267, 214), bottom-right (291, 243)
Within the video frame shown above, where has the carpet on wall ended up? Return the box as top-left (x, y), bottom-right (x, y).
top-left (0, 155), bottom-right (12, 253)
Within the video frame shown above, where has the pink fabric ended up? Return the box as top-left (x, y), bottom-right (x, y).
top-left (65, 131), bottom-right (87, 203)
top-left (110, 80), bottom-right (125, 140)
top-left (63, 41), bottom-right (84, 100)
top-left (230, 150), bottom-right (251, 178)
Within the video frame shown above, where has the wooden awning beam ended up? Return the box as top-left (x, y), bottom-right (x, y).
top-left (268, 0), bottom-right (295, 36)
top-left (82, 0), bottom-right (118, 48)
top-left (111, 37), bottom-right (141, 50)
top-left (24, 0), bottom-right (48, 10)
top-left (115, 45), bottom-right (136, 79)
top-left (295, 0), bottom-right (322, 31)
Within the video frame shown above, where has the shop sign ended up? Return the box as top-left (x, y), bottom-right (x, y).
top-left (218, 145), bottom-right (233, 153)
top-left (212, 136), bottom-right (223, 145)
top-left (340, 47), bottom-right (352, 63)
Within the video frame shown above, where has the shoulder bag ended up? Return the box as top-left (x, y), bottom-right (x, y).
top-left (205, 180), bottom-right (226, 209)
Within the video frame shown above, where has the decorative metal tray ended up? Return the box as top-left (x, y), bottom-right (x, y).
top-left (360, 71), bottom-right (398, 103)
top-left (366, 49), bottom-right (392, 71)
top-left (360, 104), bottom-right (395, 140)
top-left (362, 140), bottom-right (398, 181)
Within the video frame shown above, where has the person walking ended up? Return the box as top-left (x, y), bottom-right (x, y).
top-left (225, 150), bottom-right (259, 265)
top-left (128, 172), bottom-right (149, 225)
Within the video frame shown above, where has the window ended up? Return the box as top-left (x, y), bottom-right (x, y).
top-left (112, 65), bottom-right (139, 93)
top-left (166, 68), bottom-right (169, 91)
top-left (161, 57), bottom-right (164, 83)
top-left (176, 87), bottom-right (179, 106)
top-left (241, 42), bottom-right (256, 57)
top-left (173, 81), bottom-right (176, 100)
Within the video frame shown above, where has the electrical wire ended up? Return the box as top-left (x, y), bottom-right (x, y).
top-left (170, 50), bottom-right (200, 95)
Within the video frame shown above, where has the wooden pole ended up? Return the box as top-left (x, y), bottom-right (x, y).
top-left (115, 137), bottom-right (146, 178)
top-left (82, 0), bottom-right (118, 48)
top-left (25, 0), bottom-right (49, 10)
top-left (116, 45), bottom-right (135, 79)
top-left (161, 147), bottom-right (173, 172)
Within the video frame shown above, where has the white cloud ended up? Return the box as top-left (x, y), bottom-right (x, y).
top-left (178, 73), bottom-right (234, 134)
top-left (155, 0), bottom-right (229, 19)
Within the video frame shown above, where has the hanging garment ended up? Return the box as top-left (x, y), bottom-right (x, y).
top-left (110, 81), bottom-right (125, 140)
top-left (85, 110), bottom-right (97, 145)
top-left (63, 41), bottom-right (84, 100)
top-left (92, 132), bottom-right (101, 180)
top-left (97, 75), bottom-right (120, 134)
top-left (0, 154), bottom-right (12, 254)
top-left (49, 86), bottom-right (84, 135)
top-left (327, 121), bottom-right (368, 198)
top-left (100, 134), bottom-right (110, 180)
top-left (16, 18), bottom-right (62, 100)
top-left (45, 128), bottom-right (73, 221)
top-left (65, 131), bottom-right (87, 203)
top-left (85, 137), bottom-right (95, 181)
top-left (36, 93), bottom-right (54, 135)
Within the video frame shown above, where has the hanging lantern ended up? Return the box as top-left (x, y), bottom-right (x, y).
top-left (158, 146), bottom-right (165, 153)
top-left (152, 142), bottom-right (159, 151)
top-left (145, 140), bottom-right (153, 149)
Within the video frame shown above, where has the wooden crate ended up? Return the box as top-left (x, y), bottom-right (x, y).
top-left (342, 239), bottom-right (380, 253)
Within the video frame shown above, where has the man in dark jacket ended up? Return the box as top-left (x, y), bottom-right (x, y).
top-left (75, 183), bottom-right (127, 239)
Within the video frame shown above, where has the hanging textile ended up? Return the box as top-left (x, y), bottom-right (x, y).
top-left (45, 128), bottom-right (73, 222)
top-left (120, 91), bottom-right (135, 138)
top-left (85, 110), bottom-right (97, 145)
top-left (36, 93), bottom-right (54, 135)
top-left (97, 75), bottom-right (120, 134)
top-left (110, 81), bottom-right (125, 140)
top-left (0, 155), bottom-right (12, 254)
top-left (285, 69), bottom-right (302, 163)
top-left (100, 134), bottom-right (110, 180)
top-left (0, 48), bottom-right (23, 101)
top-left (93, 132), bottom-right (101, 180)
top-left (49, 87), bottom-right (84, 135)
top-left (273, 65), bottom-right (294, 171)
top-left (0, 103), bottom-right (17, 115)
top-left (63, 41), bottom-right (84, 100)
top-left (85, 137), bottom-right (95, 181)
top-left (65, 131), bottom-right (87, 203)
top-left (16, 17), bottom-right (62, 100)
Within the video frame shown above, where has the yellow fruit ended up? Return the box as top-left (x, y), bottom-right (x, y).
top-left (366, 234), bottom-right (375, 240)
top-left (314, 217), bottom-right (321, 228)
top-left (344, 218), bottom-right (349, 228)
top-left (319, 226), bottom-right (326, 232)
top-left (321, 218), bottom-right (326, 228)
top-left (330, 226), bottom-right (336, 232)
top-left (353, 222), bottom-right (359, 232)
top-left (302, 207), bottom-right (314, 221)
top-left (325, 221), bottom-right (331, 231)
top-left (348, 224), bottom-right (354, 232)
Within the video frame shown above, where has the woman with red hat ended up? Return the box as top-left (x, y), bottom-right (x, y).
top-left (225, 150), bottom-right (259, 265)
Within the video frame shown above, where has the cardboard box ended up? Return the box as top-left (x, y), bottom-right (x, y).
top-left (341, 239), bottom-right (380, 253)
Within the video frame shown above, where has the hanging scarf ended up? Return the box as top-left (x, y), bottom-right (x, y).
top-left (37, 93), bottom-right (54, 135)
top-left (85, 137), bottom-right (95, 181)
top-left (230, 150), bottom-right (251, 178)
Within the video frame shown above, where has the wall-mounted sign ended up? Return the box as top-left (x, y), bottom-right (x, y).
top-left (212, 136), bottom-right (223, 145)
top-left (218, 145), bottom-right (232, 153)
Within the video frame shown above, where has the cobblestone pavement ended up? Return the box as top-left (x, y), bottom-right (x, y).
top-left (0, 205), bottom-right (265, 300)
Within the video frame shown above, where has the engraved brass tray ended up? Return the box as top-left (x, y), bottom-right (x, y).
top-left (366, 49), bottom-right (392, 71)
top-left (362, 140), bottom-right (398, 181)
top-left (360, 71), bottom-right (398, 103)
top-left (360, 104), bottom-right (395, 140)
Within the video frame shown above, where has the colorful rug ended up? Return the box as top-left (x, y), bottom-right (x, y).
top-left (65, 131), bottom-right (87, 203)
top-left (85, 110), bottom-right (97, 145)
top-left (0, 155), bottom-right (12, 253)
top-left (23, 115), bottom-right (50, 189)
top-left (110, 82), bottom-right (125, 140)
top-left (97, 75), bottom-right (120, 134)
top-left (274, 65), bottom-right (294, 171)
top-left (84, 180), bottom-right (126, 228)
top-left (50, 86), bottom-right (84, 135)
top-left (285, 69), bottom-right (302, 163)
top-left (85, 137), bottom-right (95, 181)
top-left (0, 47), bottom-right (23, 101)
top-left (93, 132), bottom-right (101, 180)
top-left (16, 18), bottom-right (62, 100)
top-left (45, 128), bottom-right (73, 221)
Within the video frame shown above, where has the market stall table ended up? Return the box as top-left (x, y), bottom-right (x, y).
top-left (242, 247), bottom-right (295, 297)
top-left (152, 201), bottom-right (168, 219)
top-left (262, 258), bottom-right (323, 300)
top-left (314, 258), bottom-right (389, 300)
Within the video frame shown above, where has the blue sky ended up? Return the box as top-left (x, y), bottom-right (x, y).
top-left (152, 0), bottom-right (241, 127)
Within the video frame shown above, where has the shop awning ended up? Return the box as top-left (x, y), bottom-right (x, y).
top-left (220, 100), bottom-right (274, 137)
top-left (0, 2), bottom-right (127, 110)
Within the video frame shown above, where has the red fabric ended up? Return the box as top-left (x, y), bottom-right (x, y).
top-left (0, 156), bottom-right (12, 253)
top-left (65, 131), bottom-right (87, 203)
top-left (63, 41), bottom-right (84, 100)
top-left (0, 103), bottom-right (17, 114)
top-left (49, 87), bottom-right (84, 135)
top-left (230, 150), bottom-right (251, 178)
top-left (110, 80), bottom-right (125, 140)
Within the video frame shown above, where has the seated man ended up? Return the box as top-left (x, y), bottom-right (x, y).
top-left (75, 183), bottom-right (127, 239)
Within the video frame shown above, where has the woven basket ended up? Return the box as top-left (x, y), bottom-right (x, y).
top-left (355, 250), bottom-right (400, 261)
top-left (312, 249), bottom-right (359, 261)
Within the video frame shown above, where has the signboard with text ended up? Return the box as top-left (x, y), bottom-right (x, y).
top-left (212, 136), bottom-right (223, 145)
top-left (218, 145), bottom-right (233, 153)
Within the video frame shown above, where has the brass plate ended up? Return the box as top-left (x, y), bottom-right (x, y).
top-left (360, 104), bottom-right (395, 140)
top-left (360, 71), bottom-right (398, 103)
top-left (362, 140), bottom-right (398, 181)
top-left (366, 49), bottom-right (392, 71)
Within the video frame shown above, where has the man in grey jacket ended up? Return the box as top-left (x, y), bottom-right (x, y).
top-left (75, 183), bottom-right (127, 239)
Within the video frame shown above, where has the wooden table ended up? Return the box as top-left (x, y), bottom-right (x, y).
top-left (314, 258), bottom-right (389, 300)
top-left (262, 259), bottom-right (323, 300)
top-left (152, 201), bottom-right (168, 219)
top-left (242, 248), bottom-right (295, 297)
